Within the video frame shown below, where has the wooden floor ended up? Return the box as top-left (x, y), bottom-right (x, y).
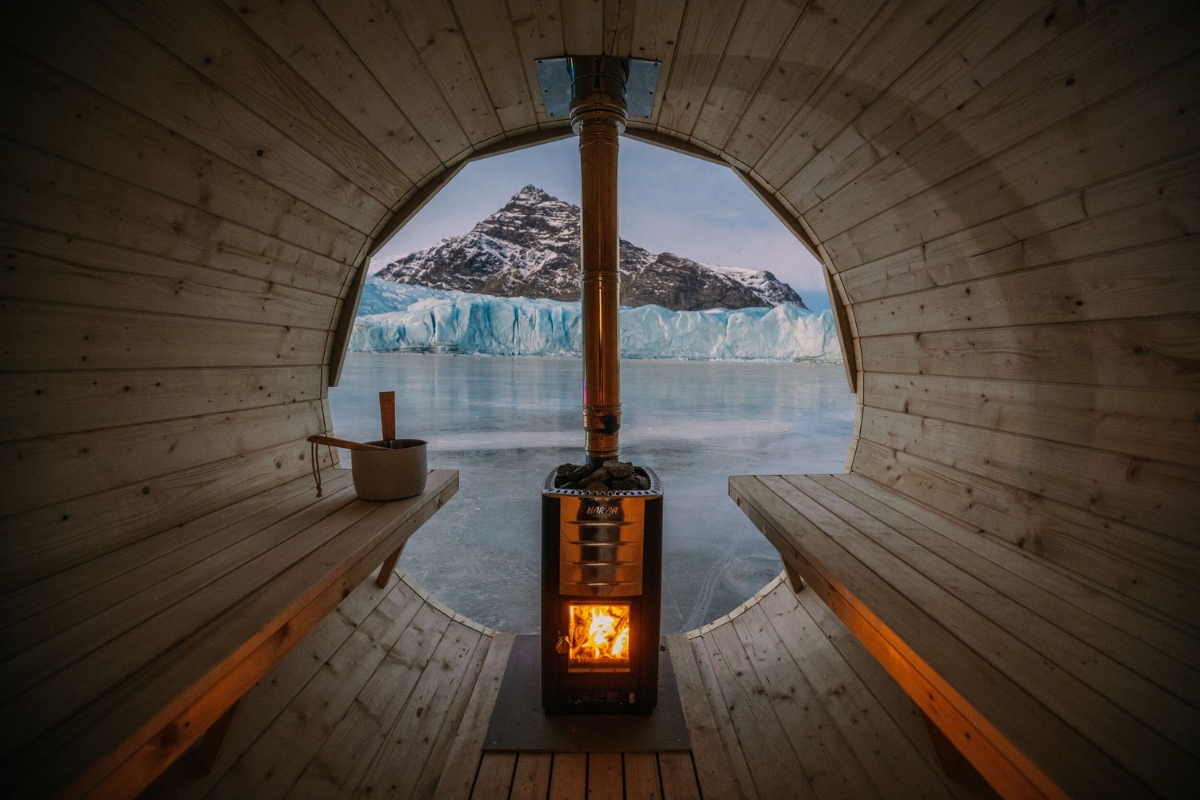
top-left (143, 572), bottom-right (995, 800)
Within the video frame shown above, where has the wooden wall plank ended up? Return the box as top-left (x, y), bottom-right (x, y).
top-left (852, 237), bottom-right (1200, 337)
top-left (1, 300), bottom-right (326, 372)
top-left (863, 372), bottom-right (1200, 468)
top-left (858, 315), bottom-right (1200, 391)
top-left (0, 399), bottom-right (325, 518)
top-left (561, 0), bottom-right (604, 55)
top-left (688, 0), bottom-right (802, 153)
top-left (655, 0), bottom-right (744, 136)
top-left (391, 0), bottom-right (506, 146)
top-left (451, 0), bottom-right (539, 131)
top-left (0, 46), bottom-right (364, 265)
top-left (753, 0), bottom-right (978, 188)
top-left (857, 406), bottom-right (1200, 541)
top-left (506, 0), bottom-right (566, 124)
top-left (836, 472), bottom-right (1200, 667)
top-left (824, 51), bottom-right (1200, 269)
top-left (603, 0), bottom-right (635, 57)
top-left (0, 148), bottom-right (351, 298)
top-left (723, 0), bottom-right (886, 169)
top-left (1, 248), bottom-right (336, 332)
top-left (838, 149), bottom-right (1200, 304)
top-left (780, 0), bottom-right (1096, 215)
top-left (849, 440), bottom-right (1200, 622)
top-left (311, 0), bottom-right (472, 161)
top-left (626, 0), bottom-right (686, 122)
top-left (0, 438), bottom-right (334, 592)
top-left (0, 366), bottom-right (322, 443)
top-left (218, 0), bottom-right (440, 181)
top-left (807, 0), bottom-right (1199, 240)
top-left (3, 0), bottom-right (388, 231)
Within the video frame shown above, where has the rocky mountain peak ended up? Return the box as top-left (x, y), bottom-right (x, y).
top-left (377, 186), bottom-right (805, 312)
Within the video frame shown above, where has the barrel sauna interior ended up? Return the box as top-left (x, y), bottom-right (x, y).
top-left (1, 2), bottom-right (1197, 798)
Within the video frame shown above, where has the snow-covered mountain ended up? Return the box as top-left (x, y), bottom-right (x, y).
top-left (376, 185), bottom-right (805, 312)
top-left (351, 279), bottom-right (840, 362)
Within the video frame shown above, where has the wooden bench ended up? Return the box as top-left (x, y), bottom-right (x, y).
top-left (730, 472), bottom-right (1200, 800)
top-left (0, 466), bottom-right (457, 799)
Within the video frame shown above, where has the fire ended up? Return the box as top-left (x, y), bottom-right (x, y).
top-left (569, 603), bottom-right (631, 665)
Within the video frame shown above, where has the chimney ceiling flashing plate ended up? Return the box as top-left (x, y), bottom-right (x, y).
top-left (536, 57), bottom-right (660, 120)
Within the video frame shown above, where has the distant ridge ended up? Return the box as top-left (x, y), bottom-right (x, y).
top-left (376, 185), bottom-right (805, 312)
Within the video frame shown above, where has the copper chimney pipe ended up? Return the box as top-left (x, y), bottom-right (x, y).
top-left (569, 56), bottom-right (627, 465)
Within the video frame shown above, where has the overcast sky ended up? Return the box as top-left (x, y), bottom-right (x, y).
top-left (369, 136), bottom-right (830, 312)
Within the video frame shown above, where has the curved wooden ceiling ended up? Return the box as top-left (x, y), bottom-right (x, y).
top-left (1, 0), bottom-right (1197, 639)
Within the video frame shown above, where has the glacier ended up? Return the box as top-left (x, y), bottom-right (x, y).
top-left (351, 277), bottom-right (841, 362)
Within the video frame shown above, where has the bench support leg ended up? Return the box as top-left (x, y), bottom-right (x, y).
top-left (782, 560), bottom-right (805, 594)
top-left (920, 708), bottom-right (964, 778)
top-left (193, 699), bottom-right (240, 774)
top-left (376, 542), bottom-right (407, 588)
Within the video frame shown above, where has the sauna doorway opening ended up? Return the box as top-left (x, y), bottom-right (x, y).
top-left (327, 136), bottom-right (855, 634)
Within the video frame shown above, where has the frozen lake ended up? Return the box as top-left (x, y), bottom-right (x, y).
top-left (329, 353), bottom-right (855, 634)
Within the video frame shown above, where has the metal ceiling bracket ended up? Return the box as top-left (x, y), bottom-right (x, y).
top-left (535, 56), bottom-right (661, 120)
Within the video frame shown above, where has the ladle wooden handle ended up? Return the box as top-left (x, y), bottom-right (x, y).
top-left (306, 434), bottom-right (389, 452)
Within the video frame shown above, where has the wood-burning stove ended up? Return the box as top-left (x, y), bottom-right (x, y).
top-left (542, 468), bottom-right (662, 714)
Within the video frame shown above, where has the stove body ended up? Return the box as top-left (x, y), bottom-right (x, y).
top-left (541, 468), bottom-right (662, 714)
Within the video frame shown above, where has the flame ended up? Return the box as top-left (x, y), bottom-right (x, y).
top-left (569, 603), bottom-right (631, 664)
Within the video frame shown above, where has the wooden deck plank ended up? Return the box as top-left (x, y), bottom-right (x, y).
top-left (141, 576), bottom-right (402, 800)
top-left (408, 632), bottom-right (496, 800)
top-left (756, 584), bottom-right (959, 800)
top-left (663, 635), bottom-right (744, 800)
top-left (656, 752), bottom-right (701, 800)
top-left (287, 601), bottom-right (454, 799)
top-left (509, 752), bottom-right (553, 800)
top-left (470, 751), bottom-right (517, 800)
top-left (433, 633), bottom-right (517, 800)
top-left (730, 603), bottom-right (882, 800)
top-left (699, 629), bottom-right (811, 800)
top-left (356, 622), bottom-right (485, 800)
top-left (586, 752), bottom-right (624, 800)
top-left (686, 636), bottom-right (758, 800)
top-left (624, 752), bottom-right (663, 800)
top-left (548, 752), bottom-right (587, 800)
top-left (202, 584), bottom-right (426, 799)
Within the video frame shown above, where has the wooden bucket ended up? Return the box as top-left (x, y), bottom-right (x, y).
top-left (350, 439), bottom-right (428, 501)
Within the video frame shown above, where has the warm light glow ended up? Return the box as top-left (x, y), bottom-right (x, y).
top-left (569, 603), bottom-right (631, 666)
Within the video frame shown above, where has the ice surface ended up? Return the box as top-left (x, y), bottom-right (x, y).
top-left (352, 277), bottom-right (841, 362)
